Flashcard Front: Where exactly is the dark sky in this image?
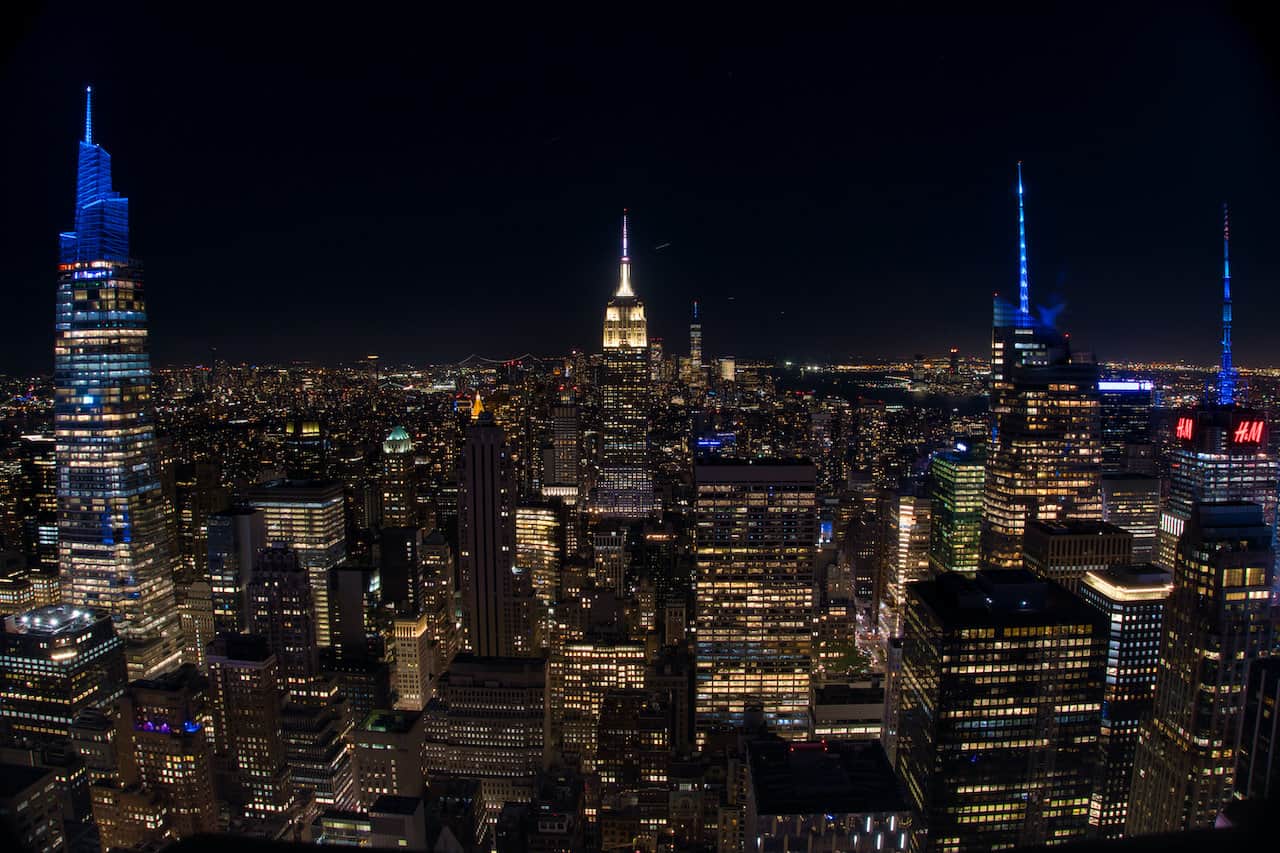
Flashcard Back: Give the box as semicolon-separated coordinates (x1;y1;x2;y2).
2;5;1278;372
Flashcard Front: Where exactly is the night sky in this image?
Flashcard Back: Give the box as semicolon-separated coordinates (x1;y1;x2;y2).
2;5;1278;373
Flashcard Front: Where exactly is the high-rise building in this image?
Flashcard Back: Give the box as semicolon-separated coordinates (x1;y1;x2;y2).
983;164;1102;570
516;502;562;647
458;394;526;657
0;605;125;739
206;506;266;634
1021;519;1133;591
178;580;215;672
694;460;817;739
542;389;581;502
116;665;218;840
597;212;653;518
207;634;292;818
881;488;932;636
17;434;60;606
1078;565;1171;839
1235;657;1280;801
686;300;704;390
1098;380;1155;474
55;88;179;672
392;611;433;711
1156;209;1277;574
1128;502;1274;834
927;445;984;577
895;569;1106;851
247;479;346;647
1158;406;1276;571
597;689;671;794
0;763;66;853
379;526;424;615
422;655;547;824
352;709;425;808
282;416;327;480
171;462;228;585
1101;473;1161;564
246;546;321;695
381;426;416;528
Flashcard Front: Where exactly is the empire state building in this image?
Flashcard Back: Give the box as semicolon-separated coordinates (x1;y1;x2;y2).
595;212;653;518
55;88;179;676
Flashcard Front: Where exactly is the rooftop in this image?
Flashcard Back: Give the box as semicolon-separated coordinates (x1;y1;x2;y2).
748;737;909;816
4;605;104;638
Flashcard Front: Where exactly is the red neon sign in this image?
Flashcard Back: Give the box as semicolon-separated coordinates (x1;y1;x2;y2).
1175;417;1194;440
1233;420;1264;444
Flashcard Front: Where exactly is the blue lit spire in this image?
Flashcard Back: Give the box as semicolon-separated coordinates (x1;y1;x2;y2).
60;85;128;264
1016;161;1030;322
1217;203;1235;406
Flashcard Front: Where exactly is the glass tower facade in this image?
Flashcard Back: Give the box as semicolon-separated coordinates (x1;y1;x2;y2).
694;460;816;739
55;89;179;655
927;446;984;576
1128;502;1274;834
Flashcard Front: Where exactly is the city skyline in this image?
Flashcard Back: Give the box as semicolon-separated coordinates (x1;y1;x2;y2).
3;8;1280;371
5;11;1280;852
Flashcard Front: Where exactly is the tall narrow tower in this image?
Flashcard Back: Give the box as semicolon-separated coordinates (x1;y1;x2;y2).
982;163;1102;569
56;88;179;674
458;394;526;656
1217;204;1235;406
596;211;653;518
687;300;704;390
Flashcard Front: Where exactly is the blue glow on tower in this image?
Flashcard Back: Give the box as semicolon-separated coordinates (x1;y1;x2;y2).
1217;204;1235;406
60;86;129;264
1016;161;1030;323
55;87;175;640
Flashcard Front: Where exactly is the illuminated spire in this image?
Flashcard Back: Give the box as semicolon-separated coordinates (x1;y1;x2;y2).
1016;161;1030;321
84;86;93;145
616;209;634;298
471;390;485;421
1217;203;1235;406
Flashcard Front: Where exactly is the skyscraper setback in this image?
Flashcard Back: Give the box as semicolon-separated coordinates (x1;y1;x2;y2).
55;88;179;673
595;212;653;518
982;164;1102;569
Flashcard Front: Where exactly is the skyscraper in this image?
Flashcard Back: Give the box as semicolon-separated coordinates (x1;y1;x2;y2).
116;665;218;840
895;569;1107;851
245;546;321;695
55;87;179;671
246;479;346;647
1078;565;1170;839
458;394;525;657
206;506;266;635
381;426;416;528
0;605;126;739
596;212;653;518
881;488;932;636
983;165;1102;569
685;300;704;390
1156;208;1278;573
694;460;816;739
1101;473;1161;563
1098;380;1155;474
927;445;984;577
1128;503;1274;834
207;634;292;819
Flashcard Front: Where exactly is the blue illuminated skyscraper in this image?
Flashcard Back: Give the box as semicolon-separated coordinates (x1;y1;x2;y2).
55;88;179;676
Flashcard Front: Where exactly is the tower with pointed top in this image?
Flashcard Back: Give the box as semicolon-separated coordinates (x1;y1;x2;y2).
596;211;654;518
458;395;529;656
1154;207;1277;572
982;163;1102;569
1217;204;1235;406
55;88;180;676
684;300;705;390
